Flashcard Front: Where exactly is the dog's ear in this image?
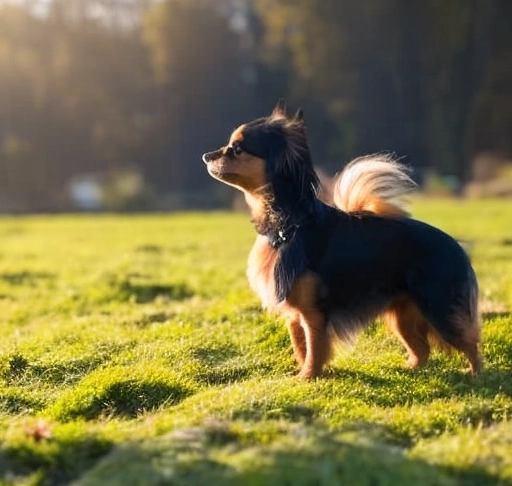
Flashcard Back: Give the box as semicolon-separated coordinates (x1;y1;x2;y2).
267;126;316;208
271;99;287;119
294;108;304;122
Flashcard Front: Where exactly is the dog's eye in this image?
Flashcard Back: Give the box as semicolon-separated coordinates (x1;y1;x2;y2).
232;143;243;156
225;143;243;159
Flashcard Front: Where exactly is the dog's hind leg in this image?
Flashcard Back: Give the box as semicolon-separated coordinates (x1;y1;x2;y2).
457;341;482;376
447;307;482;375
409;282;482;375
283;272;331;379
384;295;431;369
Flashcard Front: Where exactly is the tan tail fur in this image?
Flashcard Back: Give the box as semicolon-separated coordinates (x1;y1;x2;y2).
333;154;417;218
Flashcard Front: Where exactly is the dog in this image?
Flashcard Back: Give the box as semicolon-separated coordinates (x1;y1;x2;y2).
202;100;482;379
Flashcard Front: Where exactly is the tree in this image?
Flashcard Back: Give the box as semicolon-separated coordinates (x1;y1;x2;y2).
254;0;502;184
253;0;429;171
141;0;258;196
0;2;151;209
419;0;494;186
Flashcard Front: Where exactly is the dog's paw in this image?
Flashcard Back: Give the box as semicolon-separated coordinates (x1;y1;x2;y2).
296;369;319;380
405;355;427;369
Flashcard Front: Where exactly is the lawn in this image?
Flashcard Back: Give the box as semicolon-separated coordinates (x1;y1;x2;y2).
0;199;511;485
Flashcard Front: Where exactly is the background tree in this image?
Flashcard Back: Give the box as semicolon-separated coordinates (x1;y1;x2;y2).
0;1;150;209
254;0;505;187
141;0;257;198
418;0;494;187
0;0;511;211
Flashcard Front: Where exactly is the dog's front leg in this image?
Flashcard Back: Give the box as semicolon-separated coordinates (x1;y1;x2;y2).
284;272;330;379
286;315;306;367
296;311;329;379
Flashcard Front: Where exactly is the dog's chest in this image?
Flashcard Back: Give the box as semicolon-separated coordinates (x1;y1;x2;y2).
247;235;279;309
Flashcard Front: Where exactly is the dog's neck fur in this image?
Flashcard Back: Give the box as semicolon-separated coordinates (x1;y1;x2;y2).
243;129;321;248
245;186;317;248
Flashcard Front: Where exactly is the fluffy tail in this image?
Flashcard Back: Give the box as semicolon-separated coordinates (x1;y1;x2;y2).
333;154;417;218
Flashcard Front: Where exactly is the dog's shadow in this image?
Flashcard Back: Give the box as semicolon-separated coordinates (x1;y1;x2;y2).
482;311;511;320
323;361;512;411
324;310;512;409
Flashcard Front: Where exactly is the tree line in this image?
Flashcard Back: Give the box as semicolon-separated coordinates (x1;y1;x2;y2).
0;0;510;211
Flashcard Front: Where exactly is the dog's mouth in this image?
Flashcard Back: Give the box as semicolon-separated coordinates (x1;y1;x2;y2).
204;159;222;176
208;166;224;179
205;160;232;182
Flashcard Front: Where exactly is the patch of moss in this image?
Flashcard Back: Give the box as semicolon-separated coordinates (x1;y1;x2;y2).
47;366;194;421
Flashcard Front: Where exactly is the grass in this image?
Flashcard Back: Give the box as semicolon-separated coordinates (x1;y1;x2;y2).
0;199;511;485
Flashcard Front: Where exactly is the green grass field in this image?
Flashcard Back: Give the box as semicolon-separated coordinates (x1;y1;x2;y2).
0;199;511;486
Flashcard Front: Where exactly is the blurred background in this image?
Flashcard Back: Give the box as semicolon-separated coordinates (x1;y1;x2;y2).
0;0;511;213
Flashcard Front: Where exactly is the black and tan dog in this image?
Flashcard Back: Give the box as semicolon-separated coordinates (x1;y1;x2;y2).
203;101;482;379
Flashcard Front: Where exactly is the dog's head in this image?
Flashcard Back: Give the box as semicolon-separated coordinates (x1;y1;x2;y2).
202;100;320;207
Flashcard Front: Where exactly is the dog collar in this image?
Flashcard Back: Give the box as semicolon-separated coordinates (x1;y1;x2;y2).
268;224;299;249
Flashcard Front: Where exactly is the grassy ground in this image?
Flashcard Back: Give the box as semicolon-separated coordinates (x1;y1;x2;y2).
0;199;511;485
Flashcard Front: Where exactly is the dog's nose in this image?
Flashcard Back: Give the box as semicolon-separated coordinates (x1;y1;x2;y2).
202;149;222;164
